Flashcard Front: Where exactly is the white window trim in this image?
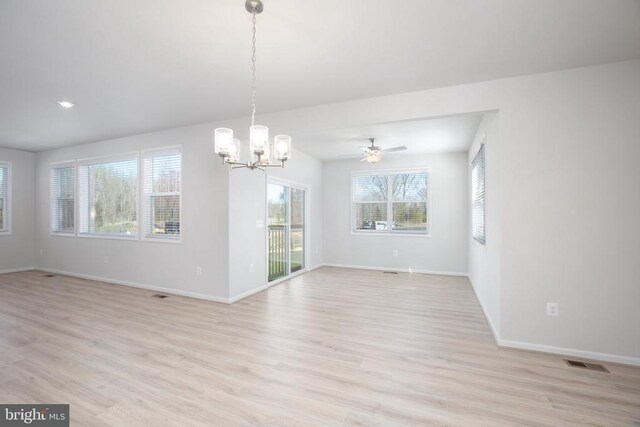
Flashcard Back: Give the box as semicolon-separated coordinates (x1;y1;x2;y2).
76;152;140;241
0;161;11;235
141;145;182;244
49;160;77;237
350;167;432;238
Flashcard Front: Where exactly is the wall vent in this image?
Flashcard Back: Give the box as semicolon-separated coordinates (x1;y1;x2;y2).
565;359;609;372
152;294;168;299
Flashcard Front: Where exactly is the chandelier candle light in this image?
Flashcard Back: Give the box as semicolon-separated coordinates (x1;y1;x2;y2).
214;0;292;171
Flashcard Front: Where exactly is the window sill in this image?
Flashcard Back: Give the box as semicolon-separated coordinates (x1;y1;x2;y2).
351;231;431;238
78;233;138;241
50;232;76;237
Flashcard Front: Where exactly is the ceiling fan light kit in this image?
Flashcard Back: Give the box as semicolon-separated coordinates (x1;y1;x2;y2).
344;138;407;163
214;0;292;171
365;152;382;164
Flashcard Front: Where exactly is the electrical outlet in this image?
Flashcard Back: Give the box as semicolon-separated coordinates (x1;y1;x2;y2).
104;256;109;264
196;266;202;276
393;250;399;257
39;249;43;256
547;302;559;316
249;263;254;273
256;220;264;228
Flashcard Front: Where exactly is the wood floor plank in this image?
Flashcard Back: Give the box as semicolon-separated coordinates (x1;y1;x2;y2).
0;268;638;426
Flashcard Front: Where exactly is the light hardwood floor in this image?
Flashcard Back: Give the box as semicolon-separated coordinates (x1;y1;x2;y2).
0;268;638;426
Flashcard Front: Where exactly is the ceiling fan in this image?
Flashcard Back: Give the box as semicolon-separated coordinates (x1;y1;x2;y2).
338;138;407;163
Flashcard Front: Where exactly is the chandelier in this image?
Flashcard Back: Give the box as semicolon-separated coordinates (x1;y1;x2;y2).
214;0;292;171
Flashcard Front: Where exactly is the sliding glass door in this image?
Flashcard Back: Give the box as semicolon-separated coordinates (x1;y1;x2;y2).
290;188;305;274
267;181;306;283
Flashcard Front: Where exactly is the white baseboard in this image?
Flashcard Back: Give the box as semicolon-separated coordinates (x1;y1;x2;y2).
322;263;468;277
308;264;324;272
228;285;268;304
467;275;640;367
230;265;322;303
36;267;229;304
467;275;500;345
498;339;640;367
30;265;639;366
0;266;36;274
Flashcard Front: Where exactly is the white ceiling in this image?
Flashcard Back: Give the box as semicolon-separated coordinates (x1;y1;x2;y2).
292;114;484;160
1;0;639;152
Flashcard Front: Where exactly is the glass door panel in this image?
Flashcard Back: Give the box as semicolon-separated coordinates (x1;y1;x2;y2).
290;188;305;273
268;183;289;282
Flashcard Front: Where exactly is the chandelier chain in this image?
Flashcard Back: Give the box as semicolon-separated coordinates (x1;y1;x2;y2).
250;10;257;126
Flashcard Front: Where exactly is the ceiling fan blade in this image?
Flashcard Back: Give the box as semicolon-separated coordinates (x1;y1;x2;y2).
381;146;407;153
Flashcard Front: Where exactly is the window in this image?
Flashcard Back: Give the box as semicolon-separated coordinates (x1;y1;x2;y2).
142;147;181;240
50;162;75;234
78;154;138;237
352;169;429;235
0;162;10;233
471;144;486;244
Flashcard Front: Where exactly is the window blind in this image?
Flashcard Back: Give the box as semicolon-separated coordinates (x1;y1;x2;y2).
143;148;181;239
471;144;486;244
78;155;138;237
50;163;75;234
352;170;429;234
0;162;9;232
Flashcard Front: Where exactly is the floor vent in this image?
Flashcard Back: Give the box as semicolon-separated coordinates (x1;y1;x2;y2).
43;274;55;278
565;359;609;372
152;294;168;299
383;271;399;274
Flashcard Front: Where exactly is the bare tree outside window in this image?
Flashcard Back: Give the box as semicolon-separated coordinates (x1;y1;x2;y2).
352;171;429;234
78;157;138;236
89;162;137;234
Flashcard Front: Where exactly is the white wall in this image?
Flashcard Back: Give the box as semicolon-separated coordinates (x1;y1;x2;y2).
245;59;637;363
323;152;469;274
35;123;230;300
25;58;640;362
497;61;640;363
468;113;502;336
228;148;323;300
0;147;35;272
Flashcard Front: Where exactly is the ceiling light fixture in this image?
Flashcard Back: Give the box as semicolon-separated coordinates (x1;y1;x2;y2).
57;100;74;109
365;152;382;164
214;0;292;171
360;138;406;163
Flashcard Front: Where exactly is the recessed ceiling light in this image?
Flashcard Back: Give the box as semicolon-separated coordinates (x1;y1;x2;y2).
57;100;74;108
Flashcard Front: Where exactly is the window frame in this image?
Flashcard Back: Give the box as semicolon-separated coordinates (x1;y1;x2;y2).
141;145;182;244
0;161;11;235
471;143;486;245
76;152;140;241
49;160;77;237
350;167;431;238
